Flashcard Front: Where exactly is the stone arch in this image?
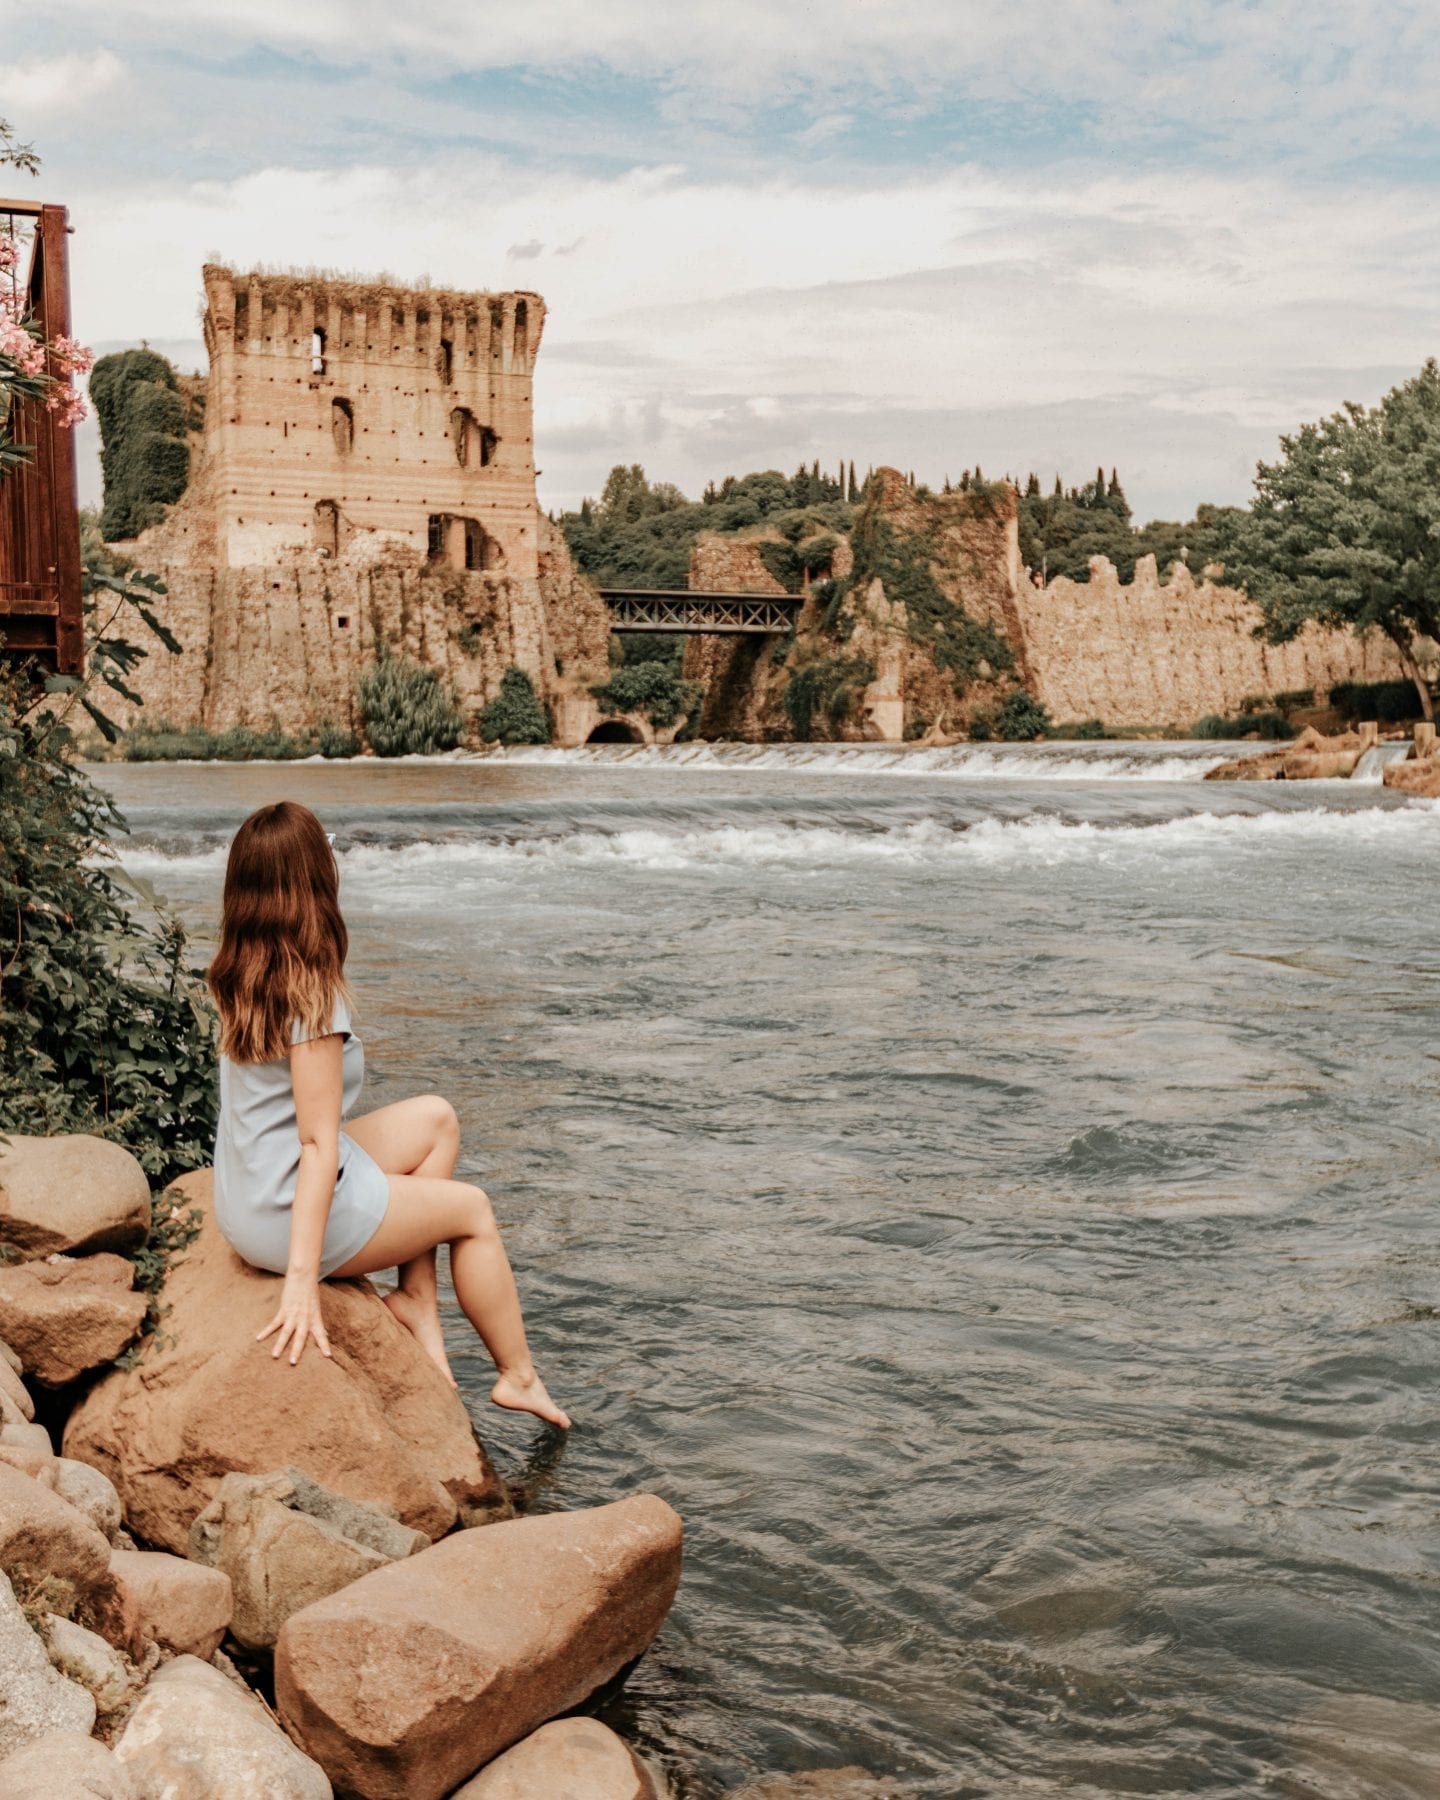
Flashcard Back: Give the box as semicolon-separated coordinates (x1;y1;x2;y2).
587;719;641;743
331;397;354;454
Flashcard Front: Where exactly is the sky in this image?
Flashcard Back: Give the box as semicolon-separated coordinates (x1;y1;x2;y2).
3;1;1437;523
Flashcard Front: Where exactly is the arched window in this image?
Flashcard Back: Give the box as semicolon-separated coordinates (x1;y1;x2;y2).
450;406;474;468
438;338;454;385
512;300;527;362
311;328;326;376
314;500;339;557
331;397;354;454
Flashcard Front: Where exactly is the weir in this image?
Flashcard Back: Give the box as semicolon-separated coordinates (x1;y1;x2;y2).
1351;741;1413;783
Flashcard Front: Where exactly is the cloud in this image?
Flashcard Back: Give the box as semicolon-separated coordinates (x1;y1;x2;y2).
0;47;125;115
56;151;1437;522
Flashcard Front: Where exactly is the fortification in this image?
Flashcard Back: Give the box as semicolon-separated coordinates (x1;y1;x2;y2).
116;265;613;738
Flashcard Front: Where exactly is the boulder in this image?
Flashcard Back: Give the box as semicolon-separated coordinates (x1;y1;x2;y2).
1384;759;1440;797
0;1356;34;1422
0;1339;21;1376
0;1256;148;1386
452;1718;661;1799
0;1729;132;1799
113;1655;332;1799
44;1614;132;1713
0;1419;53;1454
189;1467;427;1650
0;1443;56;1485
64;1171;508;1553
276;1493;683;1800
0;1460;111;1595
0;1572;96;1758
0;1136;150;1260
1281;749;1363;779
53;1460;123;1544
91;1549;232;1661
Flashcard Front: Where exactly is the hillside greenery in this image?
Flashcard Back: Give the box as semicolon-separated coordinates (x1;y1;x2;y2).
90;348;199;541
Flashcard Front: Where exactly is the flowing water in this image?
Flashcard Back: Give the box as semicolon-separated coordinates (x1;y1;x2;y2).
95;742;1440;1799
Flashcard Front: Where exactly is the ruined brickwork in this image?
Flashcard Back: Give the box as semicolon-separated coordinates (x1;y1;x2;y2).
1012;557;1401;728
118;266;612;736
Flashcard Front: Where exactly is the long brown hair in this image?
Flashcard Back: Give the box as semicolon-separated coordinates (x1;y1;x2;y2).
208;802;350;1064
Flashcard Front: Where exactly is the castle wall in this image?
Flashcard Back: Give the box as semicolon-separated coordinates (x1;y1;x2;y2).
144;266;543;580
1013;556;1402;728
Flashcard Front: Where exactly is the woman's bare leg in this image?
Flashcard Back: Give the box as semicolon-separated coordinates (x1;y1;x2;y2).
345;1097;461;1384
328;1172;569;1429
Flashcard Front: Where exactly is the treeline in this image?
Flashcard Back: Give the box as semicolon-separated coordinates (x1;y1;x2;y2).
561;458;1241;592
560;461;856;589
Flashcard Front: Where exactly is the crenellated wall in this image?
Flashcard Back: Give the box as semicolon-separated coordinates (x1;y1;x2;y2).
1013;556;1402;728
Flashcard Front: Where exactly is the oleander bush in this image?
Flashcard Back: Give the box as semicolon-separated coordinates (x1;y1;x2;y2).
357;650;464;755
479;666;550;744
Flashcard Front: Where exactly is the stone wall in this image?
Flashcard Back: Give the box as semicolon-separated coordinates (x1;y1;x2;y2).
1012;556;1402;728
118;516;612;738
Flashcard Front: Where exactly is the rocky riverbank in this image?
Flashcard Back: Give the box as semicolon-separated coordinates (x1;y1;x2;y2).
0;1134;681;1798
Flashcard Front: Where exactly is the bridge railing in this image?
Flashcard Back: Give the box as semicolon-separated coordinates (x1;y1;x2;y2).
599;589;801;635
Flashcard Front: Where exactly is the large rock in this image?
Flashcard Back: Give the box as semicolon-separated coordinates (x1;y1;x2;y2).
53;1460;123;1544
452;1718;661;1799
113;1654;331;1799
275;1494;683;1800
0;1256;147;1386
0;1136;150;1259
64;1171;508;1553
0;1728;132;1799
0;1572;96;1758
0;1356;33;1422
190;1467;427;1650
1384;758;1440;796
0;1460;111;1595
90;1549;232;1661
44;1614;132;1713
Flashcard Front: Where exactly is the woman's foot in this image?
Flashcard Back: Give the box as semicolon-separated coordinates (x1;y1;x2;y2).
383;1287;458;1389
492;1368;571;1429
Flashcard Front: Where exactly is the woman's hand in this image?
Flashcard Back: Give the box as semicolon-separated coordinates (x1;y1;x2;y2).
257;1271;333;1367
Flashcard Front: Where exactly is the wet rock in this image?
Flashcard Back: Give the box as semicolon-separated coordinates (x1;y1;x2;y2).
53;1460;122;1544
0;1728;132;1799
0;1571;96;1757
1384;759;1440;796
44;1614;132;1713
0;1255;148;1386
0;1459;111;1594
0;1136;150;1260
64;1171;508;1554
452;1717;661;1798
113;1654;332;1799
91;1549;232;1661
189;1467;427;1649
275;1493;683;1800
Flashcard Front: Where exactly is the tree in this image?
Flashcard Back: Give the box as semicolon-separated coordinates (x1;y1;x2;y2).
1223;361;1440;720
90;349;192;539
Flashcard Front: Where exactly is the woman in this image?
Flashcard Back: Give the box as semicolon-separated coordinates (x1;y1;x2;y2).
208;800;568;1429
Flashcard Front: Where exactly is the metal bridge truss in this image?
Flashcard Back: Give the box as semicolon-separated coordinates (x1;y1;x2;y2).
599;589;802;635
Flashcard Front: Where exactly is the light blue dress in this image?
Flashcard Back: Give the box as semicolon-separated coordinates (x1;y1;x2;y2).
214;996;390;1278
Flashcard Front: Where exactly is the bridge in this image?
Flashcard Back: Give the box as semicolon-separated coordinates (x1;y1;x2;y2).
599;588;802;635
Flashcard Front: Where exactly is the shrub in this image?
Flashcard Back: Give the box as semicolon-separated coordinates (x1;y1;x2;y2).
120;718;356;761
969;691;1053;742
357;651;465;755
1048;718;1108;740
1191;711;1290;739
479;666;550;744
1;647;217;1190
89;348;193;540
1328;678;1424;724
316;718;359;757
783;652;875;739
590;662;702;729
1273;687;1315;713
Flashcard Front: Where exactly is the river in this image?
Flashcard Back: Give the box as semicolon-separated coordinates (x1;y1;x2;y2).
95;741;1440;1799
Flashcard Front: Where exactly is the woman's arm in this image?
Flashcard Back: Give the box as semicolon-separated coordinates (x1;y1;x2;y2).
256;1033;342;1367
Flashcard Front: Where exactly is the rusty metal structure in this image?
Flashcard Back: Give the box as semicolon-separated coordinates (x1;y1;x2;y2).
600;588;802;635
0;200;83;675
